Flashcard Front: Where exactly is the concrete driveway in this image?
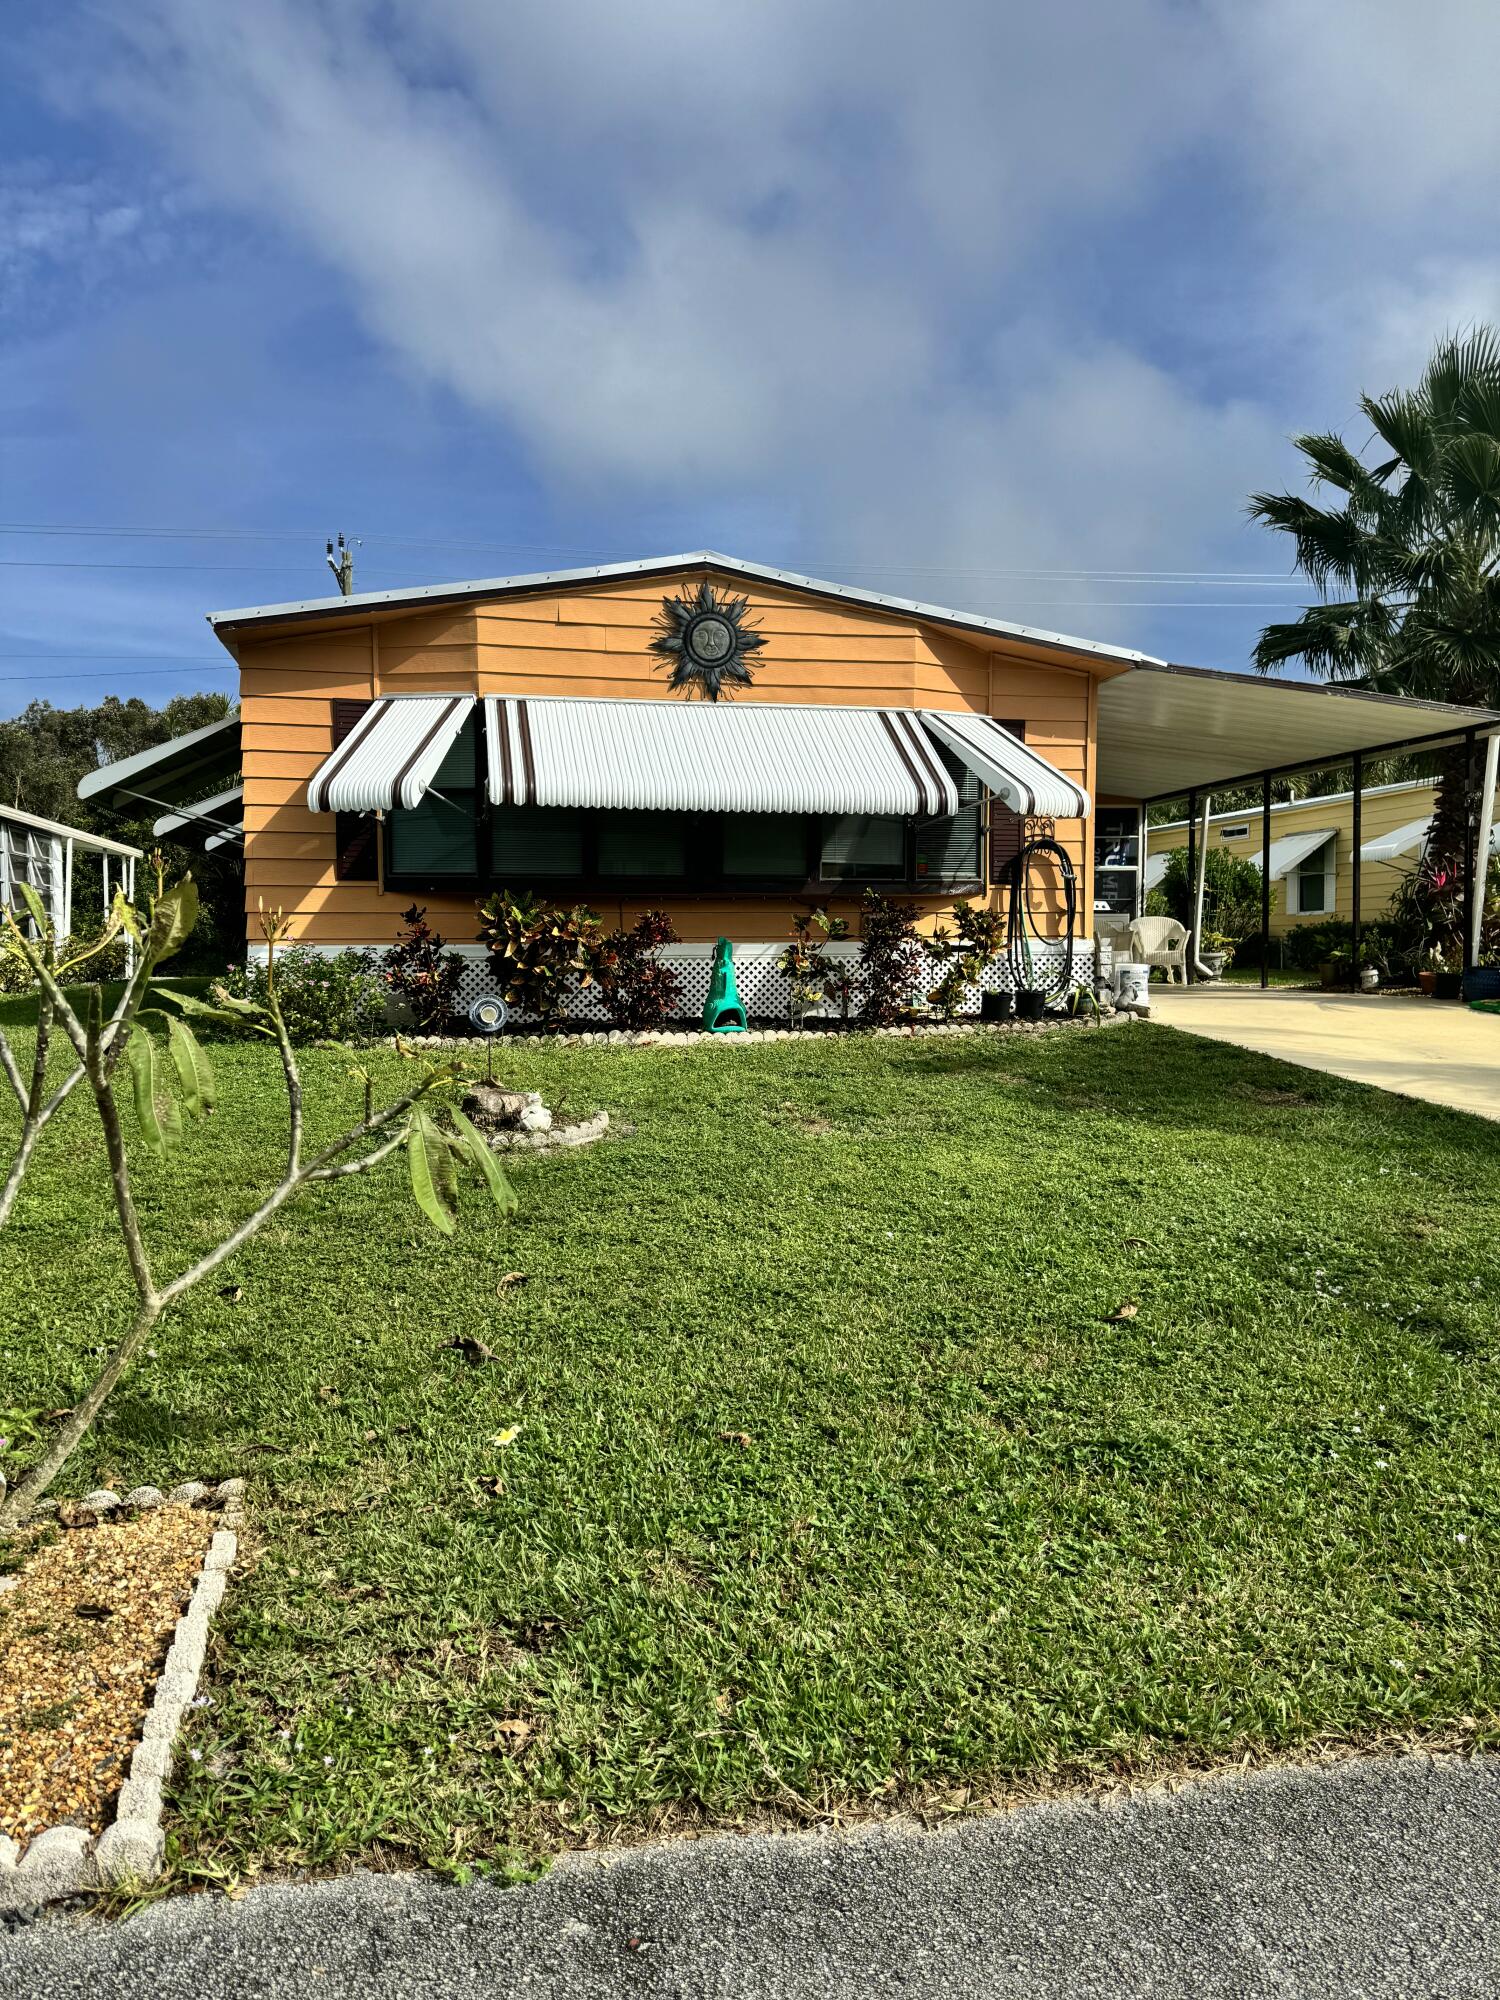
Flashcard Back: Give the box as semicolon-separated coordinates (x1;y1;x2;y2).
1149;984;1500;1121
3;1753;1497;2000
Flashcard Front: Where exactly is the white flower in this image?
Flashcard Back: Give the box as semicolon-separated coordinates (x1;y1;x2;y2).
1390;1657;1406;1670
188;1747;202;1762
1456;1533;1469;1545
1375;1459;1389;1470
323;1755;334;1768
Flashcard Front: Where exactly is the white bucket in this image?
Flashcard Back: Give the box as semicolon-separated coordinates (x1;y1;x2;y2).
1114;962;1150;1008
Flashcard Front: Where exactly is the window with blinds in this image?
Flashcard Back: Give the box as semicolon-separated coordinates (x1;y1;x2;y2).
596;811;689;879
491;806;586;878
818;815;906;880
386;717;479;877
721;814;808;878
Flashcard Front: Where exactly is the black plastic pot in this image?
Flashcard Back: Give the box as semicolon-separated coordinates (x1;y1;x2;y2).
1461;966;1500;1003
1434;971;1463;1000
980;989;1015;1022
1016;988;1046;1021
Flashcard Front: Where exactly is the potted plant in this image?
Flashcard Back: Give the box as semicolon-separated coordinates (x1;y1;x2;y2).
1433;947;1463;999
1199;929;1235;980
1357;939;1387;993
1416;944;1441;996
1318;947;1351;991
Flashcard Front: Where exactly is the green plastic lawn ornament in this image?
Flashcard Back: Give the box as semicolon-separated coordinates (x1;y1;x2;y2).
702;937;747;1033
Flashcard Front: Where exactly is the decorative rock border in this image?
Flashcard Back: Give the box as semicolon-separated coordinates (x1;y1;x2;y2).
396;1010;1131;1054
0;1478;244;1910
489;1108;611;1152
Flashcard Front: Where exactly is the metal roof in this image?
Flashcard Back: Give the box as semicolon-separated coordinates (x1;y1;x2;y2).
207;550;1159;667
1098;663;1499;800
484;696;963;817
77;713;241;811
306;696;474;813
151;785;245;848
0;802;143;860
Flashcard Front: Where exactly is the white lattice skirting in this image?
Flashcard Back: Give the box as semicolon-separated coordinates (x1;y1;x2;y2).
250;937;1112;1025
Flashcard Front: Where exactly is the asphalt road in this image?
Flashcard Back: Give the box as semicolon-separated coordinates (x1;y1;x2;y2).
3;1753;1497;1999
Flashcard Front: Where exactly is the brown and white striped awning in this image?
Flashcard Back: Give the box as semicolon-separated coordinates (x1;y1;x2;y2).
307;693;1091;821
306;696;474;812
483;697;961;817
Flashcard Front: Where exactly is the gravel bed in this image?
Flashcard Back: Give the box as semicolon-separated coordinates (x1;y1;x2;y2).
0;1507;215;1850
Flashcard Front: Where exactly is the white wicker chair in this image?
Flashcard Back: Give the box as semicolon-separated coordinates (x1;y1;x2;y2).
1128;916;1189;985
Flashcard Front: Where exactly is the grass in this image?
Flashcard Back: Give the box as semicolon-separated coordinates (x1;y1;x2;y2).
2;1019;1499;1885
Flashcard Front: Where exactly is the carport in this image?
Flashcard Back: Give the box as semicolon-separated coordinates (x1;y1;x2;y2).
1096;664;1500;982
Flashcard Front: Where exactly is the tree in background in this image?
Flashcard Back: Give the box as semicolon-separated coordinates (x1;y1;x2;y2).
0;692;240;969
1250;328;1500;955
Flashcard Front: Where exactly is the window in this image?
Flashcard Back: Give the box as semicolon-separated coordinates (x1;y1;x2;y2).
722;813;808;879
386;718;479;878
819;815;906;881
1092;806;1143;917
491;806;586;878
1220;825;1250;841
597;811;689;879
914;757;983;885
1290;838;1335;915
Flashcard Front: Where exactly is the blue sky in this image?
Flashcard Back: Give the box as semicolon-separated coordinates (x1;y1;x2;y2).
4;1;1500;719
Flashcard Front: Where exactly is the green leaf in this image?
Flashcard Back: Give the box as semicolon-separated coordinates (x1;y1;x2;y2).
450;1108;519;1216
147;877;199;965
155;986;274;1036
113;889;143;945
165;1014;215;1119
125;1025;172;1159
13;880;48;936
407;1106;458;1236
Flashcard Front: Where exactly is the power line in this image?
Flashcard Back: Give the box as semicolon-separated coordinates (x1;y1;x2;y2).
0;521;1300;583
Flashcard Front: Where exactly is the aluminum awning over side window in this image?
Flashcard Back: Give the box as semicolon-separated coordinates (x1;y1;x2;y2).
483;697;961;817
306;696;475;813
1250;828;1336;880
919;709;1090;818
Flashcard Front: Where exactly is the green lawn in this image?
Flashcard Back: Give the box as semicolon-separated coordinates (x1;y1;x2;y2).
3;1020;1499;1886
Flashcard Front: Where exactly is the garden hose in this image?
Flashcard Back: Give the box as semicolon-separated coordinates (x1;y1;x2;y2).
1004;836;1078;1000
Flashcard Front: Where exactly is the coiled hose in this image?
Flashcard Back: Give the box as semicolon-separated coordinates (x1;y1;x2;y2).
1004;836;1078;1000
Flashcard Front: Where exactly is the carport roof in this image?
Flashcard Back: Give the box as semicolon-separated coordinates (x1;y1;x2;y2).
1096;662;1500;801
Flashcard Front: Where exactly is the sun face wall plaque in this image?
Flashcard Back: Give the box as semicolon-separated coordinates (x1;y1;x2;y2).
650;579;767;700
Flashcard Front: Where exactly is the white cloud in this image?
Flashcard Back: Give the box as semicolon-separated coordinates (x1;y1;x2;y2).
27;0;1500;663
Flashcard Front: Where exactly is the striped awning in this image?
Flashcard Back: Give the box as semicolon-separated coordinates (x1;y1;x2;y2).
919;710;1090;818
483;697;961;817
306;696;474;812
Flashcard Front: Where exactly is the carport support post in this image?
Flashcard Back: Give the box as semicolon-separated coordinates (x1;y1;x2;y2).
1462;728;1478;970
1472;731;1499;970
1185;789;1198;984
1260;774;1271;989
1350;751;1363;975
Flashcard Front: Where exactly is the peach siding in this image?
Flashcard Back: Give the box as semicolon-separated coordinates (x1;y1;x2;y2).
237;570;1105;949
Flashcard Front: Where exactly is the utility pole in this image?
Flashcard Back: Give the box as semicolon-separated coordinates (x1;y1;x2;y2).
326;534;356;596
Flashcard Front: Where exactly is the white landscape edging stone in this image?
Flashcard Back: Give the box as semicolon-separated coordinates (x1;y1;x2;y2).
0;1478;244;1910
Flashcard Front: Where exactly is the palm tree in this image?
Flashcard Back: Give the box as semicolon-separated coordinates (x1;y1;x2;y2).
1249;329;1500;945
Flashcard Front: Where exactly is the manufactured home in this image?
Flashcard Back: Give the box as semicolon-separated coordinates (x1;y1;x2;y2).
77;553;1500;1011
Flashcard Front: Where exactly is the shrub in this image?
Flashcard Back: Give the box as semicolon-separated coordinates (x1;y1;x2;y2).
384;905;465;1033
1155;844;1264;940
221;945;387;1044
592;909;684;1029
858;890;925;1025
925;899;1005;1019
777;907;850;1026
478;889;602;1022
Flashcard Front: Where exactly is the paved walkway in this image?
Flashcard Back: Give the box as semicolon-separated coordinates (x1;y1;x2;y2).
1149;984;1500;1121
4;1754;1498;1999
